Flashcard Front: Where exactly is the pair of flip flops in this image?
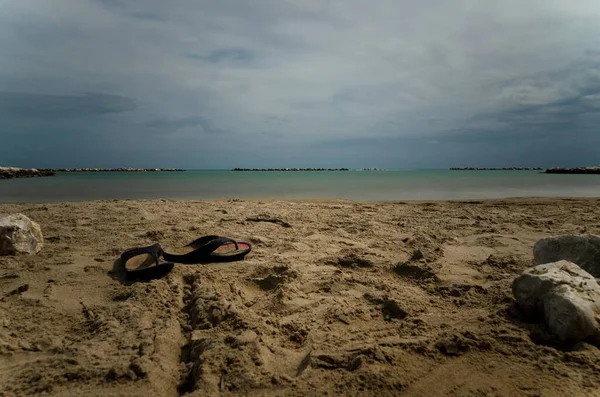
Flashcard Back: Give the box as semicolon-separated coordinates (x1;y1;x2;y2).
120;235;252;281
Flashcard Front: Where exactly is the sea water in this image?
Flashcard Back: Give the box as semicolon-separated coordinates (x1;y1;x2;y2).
0;170;599;203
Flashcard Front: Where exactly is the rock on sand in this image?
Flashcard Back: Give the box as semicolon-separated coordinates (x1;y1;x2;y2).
533;234;600;277
0;213;44;255
512;260;600;343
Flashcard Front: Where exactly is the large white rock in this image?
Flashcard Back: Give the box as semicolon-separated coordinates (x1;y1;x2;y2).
0;214;44;255
533;234;600;277
512;260;600;342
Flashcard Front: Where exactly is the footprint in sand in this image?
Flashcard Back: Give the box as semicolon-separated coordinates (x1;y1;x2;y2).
43;280;56;300
321;249;376;269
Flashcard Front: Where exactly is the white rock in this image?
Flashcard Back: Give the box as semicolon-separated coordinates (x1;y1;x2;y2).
0;214;44;255
533;234;600;277
544;285;600;342
512;260;600;342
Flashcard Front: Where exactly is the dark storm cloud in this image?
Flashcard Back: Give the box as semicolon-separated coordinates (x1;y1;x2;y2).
468;53;600;139
2;0;600;167
146;116;226;134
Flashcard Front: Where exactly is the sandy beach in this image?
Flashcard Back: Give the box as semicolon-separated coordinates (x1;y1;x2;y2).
1;198;600;396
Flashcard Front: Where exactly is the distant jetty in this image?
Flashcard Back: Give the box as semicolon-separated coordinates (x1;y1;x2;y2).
545;167;600;174
39;168;186;173
450;167;543;171
1;167;187;179
232;168;349;171
0;167;55;180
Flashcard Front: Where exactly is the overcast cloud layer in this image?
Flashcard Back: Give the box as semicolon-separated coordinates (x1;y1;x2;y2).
1;0;600;168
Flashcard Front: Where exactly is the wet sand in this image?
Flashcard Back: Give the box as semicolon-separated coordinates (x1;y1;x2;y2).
1;198;600;396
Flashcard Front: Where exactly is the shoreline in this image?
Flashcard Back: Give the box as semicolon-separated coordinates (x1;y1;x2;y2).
1;196;599;205
3;170;600;204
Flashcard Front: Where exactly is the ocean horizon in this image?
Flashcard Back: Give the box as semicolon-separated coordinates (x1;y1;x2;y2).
1;169;599;203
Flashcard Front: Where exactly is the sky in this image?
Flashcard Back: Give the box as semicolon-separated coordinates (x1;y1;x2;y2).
1;0;600;169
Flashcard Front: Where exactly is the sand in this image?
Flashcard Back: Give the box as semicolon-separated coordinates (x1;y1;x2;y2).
1;198;600;396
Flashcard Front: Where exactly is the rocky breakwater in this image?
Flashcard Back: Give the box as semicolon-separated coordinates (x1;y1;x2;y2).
39;168;186;172
233;167;350;171
0;167;55;180
450;167;543;171
545;167;600;174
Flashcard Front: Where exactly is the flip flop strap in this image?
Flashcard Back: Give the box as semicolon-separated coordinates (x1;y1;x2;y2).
194;236;239;257
185;235;221;248
121;243;162;264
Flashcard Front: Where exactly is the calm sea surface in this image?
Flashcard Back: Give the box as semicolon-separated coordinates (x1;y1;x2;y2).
1;170;599;203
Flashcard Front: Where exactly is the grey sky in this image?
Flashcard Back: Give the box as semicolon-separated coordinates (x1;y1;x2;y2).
1;0;600;168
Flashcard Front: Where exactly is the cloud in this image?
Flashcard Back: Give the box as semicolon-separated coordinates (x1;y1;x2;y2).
127;11;168;22
185;49;255;64
0;92;136;118
466;53;600;139
146;116;226;134
1;0;600;167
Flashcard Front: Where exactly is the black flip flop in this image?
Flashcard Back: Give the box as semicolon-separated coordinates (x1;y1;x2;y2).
120;243;174;281
162;235;252;264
